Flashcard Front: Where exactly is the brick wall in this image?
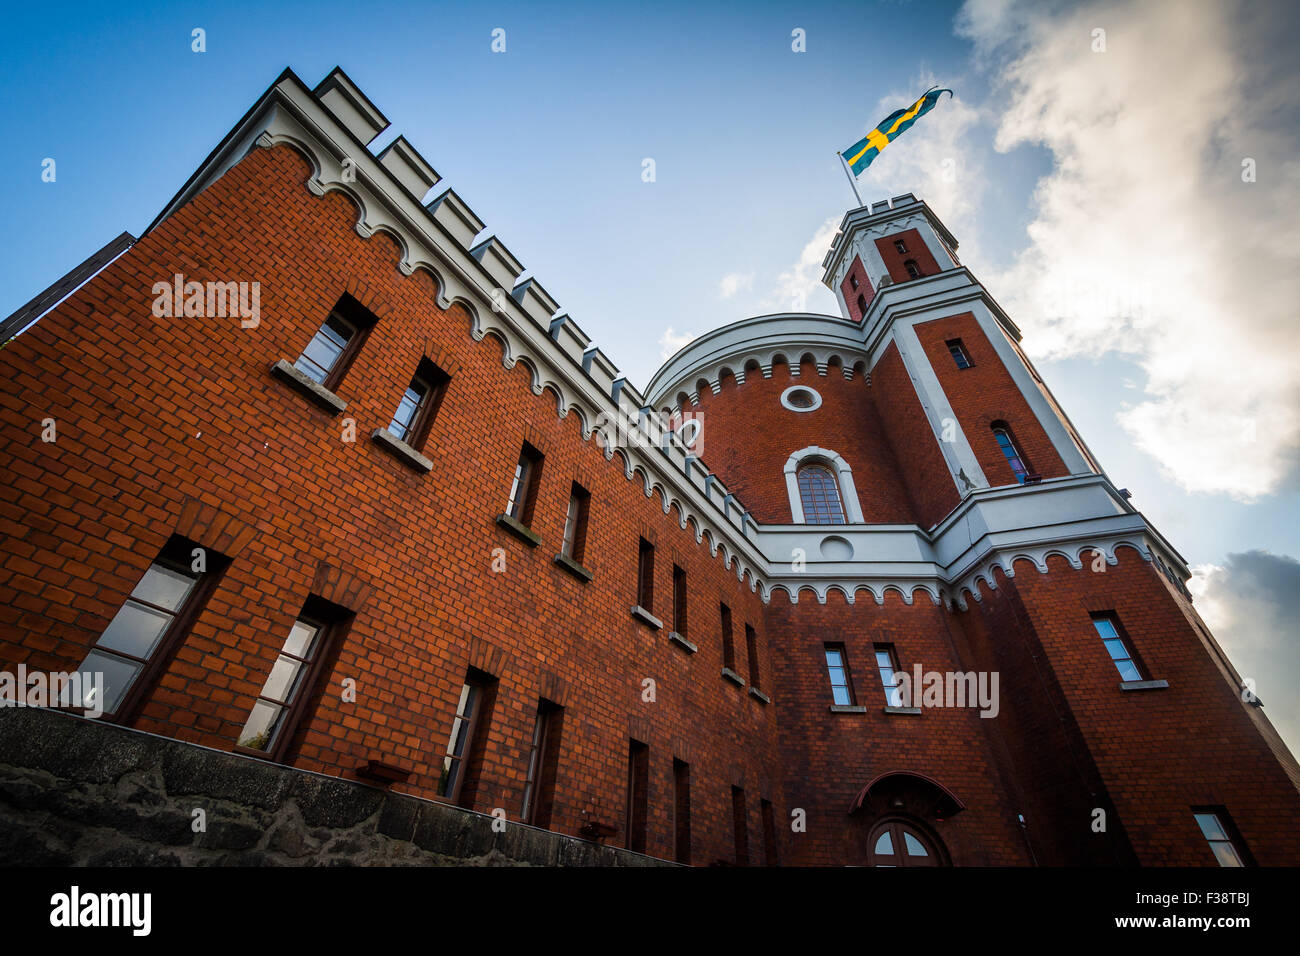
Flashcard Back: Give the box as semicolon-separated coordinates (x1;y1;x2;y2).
957;549;1300;865
913;312;1068;485
870;342;961;529
875;228;942;283
0;143;780;866
687;356;915;525
764;589;1031;866
839;255;874;322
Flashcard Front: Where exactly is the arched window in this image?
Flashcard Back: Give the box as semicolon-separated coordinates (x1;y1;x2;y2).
904;259;922;279
784;447;864;524
797;463;846;525
856;292;867;314
868;819;944;867
991;422;1031;484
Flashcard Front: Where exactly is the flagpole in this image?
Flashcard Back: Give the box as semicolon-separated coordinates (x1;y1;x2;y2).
837;151;864;208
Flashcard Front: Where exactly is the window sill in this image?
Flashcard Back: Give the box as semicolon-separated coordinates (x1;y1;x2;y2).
1119;679;1170;692
495;513;541;548
630;605;662;630
372;428;432;473
883;705;922;715
553;553;593;582
667;631;697;654
721;667;746;688
829;704;866;714
270;358;347;414
748;687;770;705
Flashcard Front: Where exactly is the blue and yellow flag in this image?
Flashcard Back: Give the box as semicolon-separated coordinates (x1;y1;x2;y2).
843;88;952;175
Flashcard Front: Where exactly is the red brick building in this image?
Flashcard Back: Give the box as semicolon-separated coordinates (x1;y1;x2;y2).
1;67;1296;866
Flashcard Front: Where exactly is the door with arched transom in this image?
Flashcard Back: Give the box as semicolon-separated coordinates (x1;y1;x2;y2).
867;818;945;867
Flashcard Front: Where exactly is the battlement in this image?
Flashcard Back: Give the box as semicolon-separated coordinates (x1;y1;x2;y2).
139;65;767;582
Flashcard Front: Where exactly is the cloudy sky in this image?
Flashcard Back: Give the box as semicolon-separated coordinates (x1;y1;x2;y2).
1;0;1296;751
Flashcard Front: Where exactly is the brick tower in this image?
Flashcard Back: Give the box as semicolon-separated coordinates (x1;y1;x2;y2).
1;67;1297;867
644;196;1300;866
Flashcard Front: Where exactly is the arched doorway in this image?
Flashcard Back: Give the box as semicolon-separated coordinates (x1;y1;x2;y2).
849;771;963;867
868;818;945;867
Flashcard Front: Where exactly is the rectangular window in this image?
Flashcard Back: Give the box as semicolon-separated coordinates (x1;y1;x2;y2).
825;644;855;706
1193;808;1248;867
672;565;688;636
437;670;496;807
71;536;223;722
521;699;563;827
505;443;544;525
626;739;650;853
761;798;778;866
745;624;761;691
560;483;591;563
636;538;655;610
946;338;973;369
1092;614;1144;681
237;596;346;761
875;643;904;707
388;358;450;449
731;785;749;865
673;758;691;864
720;604;736;671
293;294;375;390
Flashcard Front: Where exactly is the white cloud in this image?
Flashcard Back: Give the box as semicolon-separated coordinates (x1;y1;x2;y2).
767;216;840;313
1189;551;1300;757
957;0;1300;499
658;326;696;360
717;272;754;300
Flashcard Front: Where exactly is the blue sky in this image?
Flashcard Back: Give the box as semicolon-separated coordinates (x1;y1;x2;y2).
3;0;1297;748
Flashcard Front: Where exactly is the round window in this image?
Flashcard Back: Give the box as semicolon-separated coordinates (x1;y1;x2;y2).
781;385;822;412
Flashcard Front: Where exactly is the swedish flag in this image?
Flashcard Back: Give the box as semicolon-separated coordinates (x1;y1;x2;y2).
843;88;952;175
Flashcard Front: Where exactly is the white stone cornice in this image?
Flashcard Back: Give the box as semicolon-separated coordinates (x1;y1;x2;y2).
645;312;873;407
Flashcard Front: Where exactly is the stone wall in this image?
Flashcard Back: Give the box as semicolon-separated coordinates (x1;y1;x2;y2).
0;708;670;866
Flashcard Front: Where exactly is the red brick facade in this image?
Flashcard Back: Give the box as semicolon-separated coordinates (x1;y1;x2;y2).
0;144;780;866
839;255;874;322
875;227;943;282
2;74;1297;868
914;312;1068;484
689;356;914;525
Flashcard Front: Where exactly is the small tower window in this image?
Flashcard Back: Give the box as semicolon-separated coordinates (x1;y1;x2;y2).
849;274;859;290
293;294;376;390
797;463;846;525
824;644;855;705
904;259;922;279
946;339;973;369
991;423;1031;484
856;293;867;315
1092;614;1144;681
1192;808;1250;867
388;358;450;449
505;443;544;526
894;239;908;254
874;644;904;707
